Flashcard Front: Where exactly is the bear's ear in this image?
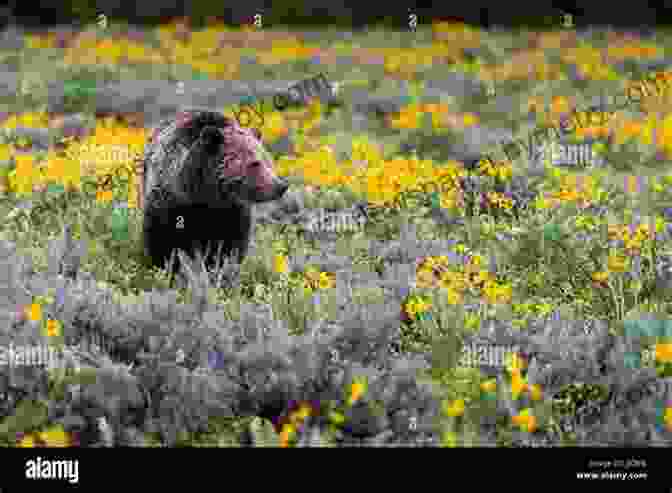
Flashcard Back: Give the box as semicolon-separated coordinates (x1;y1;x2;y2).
200;126;224;154
221;116;237;128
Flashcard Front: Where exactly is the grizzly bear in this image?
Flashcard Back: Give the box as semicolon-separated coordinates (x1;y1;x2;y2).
138;110;288;280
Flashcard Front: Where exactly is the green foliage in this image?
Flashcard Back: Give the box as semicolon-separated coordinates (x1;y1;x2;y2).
0;399;49;442
3;23;672;448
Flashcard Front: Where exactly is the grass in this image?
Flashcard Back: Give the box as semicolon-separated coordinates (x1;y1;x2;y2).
1;20;672;446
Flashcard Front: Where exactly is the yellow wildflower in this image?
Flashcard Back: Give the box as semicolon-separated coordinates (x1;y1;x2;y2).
528;384;543;401
664;407;672;431
655;343;672;364
607;253;629;272
273;254;289;274
17;434;37;447
279;423;296;447
25;303;42;322
506;352;527;375
291;403;313;424
592;271;610;284
348;379;367;406
38;425;72;447
96;189;113;203
443;399;465;417
318;272;334;290
480;379;497;393
512;409;537;432
45;319;61;338
446;288;462;305
510;371;528;400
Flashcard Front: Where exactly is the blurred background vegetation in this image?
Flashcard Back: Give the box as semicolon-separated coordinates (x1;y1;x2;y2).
2;1;666;30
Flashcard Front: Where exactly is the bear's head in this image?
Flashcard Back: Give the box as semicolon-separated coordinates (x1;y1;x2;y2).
173;111;288;205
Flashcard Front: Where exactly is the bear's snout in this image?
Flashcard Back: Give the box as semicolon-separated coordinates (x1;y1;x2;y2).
244;160;288;202
249;174;288;202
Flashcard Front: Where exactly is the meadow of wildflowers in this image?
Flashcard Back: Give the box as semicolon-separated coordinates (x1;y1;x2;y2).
0;19;671;449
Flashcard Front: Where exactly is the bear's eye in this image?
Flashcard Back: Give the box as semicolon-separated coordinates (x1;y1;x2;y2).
219;154;236;168
249;161;261;168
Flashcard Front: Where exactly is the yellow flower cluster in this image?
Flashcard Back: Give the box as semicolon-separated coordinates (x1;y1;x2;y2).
301;266;336;293
606;42;662;63
443;351;543;439
273;254;290;275
596;111;672;157
273;255;335;292
2;111;50;129
279;379;367;446
537;171;605;209
485;191;514;211
443;398;465;417
257;39;321;66
27;22;242;78
512;301;554;318
389;102;478;131
482;281;513;305
23;301;62;338
278;402;315;447
403;295;432;319
608;221;656;254
506;353;543;432
4;113;147;208
561;45;620;81
592;251;633;285
17;424;74;447
655;344;672;364
478;159;513;181
276;141;465;209
414;253;512;305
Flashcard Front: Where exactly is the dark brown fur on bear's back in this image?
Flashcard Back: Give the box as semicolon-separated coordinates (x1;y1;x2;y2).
143;194;253;274
140;110;287;277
